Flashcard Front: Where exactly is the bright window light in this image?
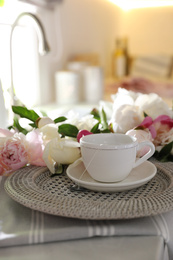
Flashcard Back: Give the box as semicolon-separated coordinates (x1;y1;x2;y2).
0;0;35;24
0;0;39;108
107;0;173;11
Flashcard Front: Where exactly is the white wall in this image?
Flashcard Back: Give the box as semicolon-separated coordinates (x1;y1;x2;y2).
38;1;173;104
118;7;173;56
50;2;173;73
37;0;121;104
54;0;121;76
2;1;173;107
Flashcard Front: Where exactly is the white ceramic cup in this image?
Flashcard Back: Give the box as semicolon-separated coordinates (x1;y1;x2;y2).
80;133;155;183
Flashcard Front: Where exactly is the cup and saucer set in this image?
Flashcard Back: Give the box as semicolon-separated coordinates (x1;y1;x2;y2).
67;133;157;193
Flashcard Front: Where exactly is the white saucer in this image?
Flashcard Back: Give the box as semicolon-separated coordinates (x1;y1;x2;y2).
66;158;157;192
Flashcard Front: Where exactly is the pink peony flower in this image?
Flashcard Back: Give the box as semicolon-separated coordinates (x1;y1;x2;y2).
138;116;153;128
25;129;46;167
77;129;93;142
152;116;173;147
0;128;14;138
0;133;28;173
137;115;173;147
138;116;157;138
126;129;153;157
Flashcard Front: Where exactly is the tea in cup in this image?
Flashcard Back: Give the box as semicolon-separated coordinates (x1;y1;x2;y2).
80;133;155;183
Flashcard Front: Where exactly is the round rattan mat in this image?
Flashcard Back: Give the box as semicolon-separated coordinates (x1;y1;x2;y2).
4;160;173;220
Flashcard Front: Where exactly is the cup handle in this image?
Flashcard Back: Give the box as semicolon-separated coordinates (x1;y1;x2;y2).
133;141;155;168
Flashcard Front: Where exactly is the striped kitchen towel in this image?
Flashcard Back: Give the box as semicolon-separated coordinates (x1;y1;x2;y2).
130;55;173;79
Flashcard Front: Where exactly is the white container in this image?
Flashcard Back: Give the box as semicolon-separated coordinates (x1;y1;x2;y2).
67;61;88;101
55;71;80;105
67;61;88;72
83;66;103;103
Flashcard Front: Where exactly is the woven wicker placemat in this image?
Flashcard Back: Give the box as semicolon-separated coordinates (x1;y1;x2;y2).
4;159;173;220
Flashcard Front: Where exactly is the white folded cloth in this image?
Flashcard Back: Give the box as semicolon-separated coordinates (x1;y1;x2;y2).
0;161;173;259
130;55;173;79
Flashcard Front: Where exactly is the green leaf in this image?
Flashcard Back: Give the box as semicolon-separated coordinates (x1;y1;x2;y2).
58;124;79;138
40;110;48;117
100;108;108;130
13;116;28;135
159;141;173;157
90;108;100;121
100;128;111;133
91;122;100;133
54;116;67;124
154;141;173;162
143;111;148;117
12;106;39;123
29;123;36;128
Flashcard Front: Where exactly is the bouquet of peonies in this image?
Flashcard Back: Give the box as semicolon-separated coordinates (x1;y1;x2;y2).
0;88;172;176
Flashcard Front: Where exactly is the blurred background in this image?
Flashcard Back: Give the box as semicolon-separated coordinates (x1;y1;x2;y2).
0;0;173;117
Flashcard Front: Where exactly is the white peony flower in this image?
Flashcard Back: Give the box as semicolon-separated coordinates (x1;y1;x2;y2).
39;124;60;141
167;129;173;144
111;104;143;133
76;115;98;131
63;110;80;126
43;138;81;173
99;100;113;120
111;88;141;111
109;88;172;135
135;93;172;119
154;127;173;155
58;110;98;132
37;117;54;128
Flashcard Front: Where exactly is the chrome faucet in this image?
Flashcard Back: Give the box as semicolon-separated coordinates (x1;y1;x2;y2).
10;12;50;105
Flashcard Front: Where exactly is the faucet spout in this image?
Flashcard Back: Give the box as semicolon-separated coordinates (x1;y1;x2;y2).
11;12;50;55
10;12;50;107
